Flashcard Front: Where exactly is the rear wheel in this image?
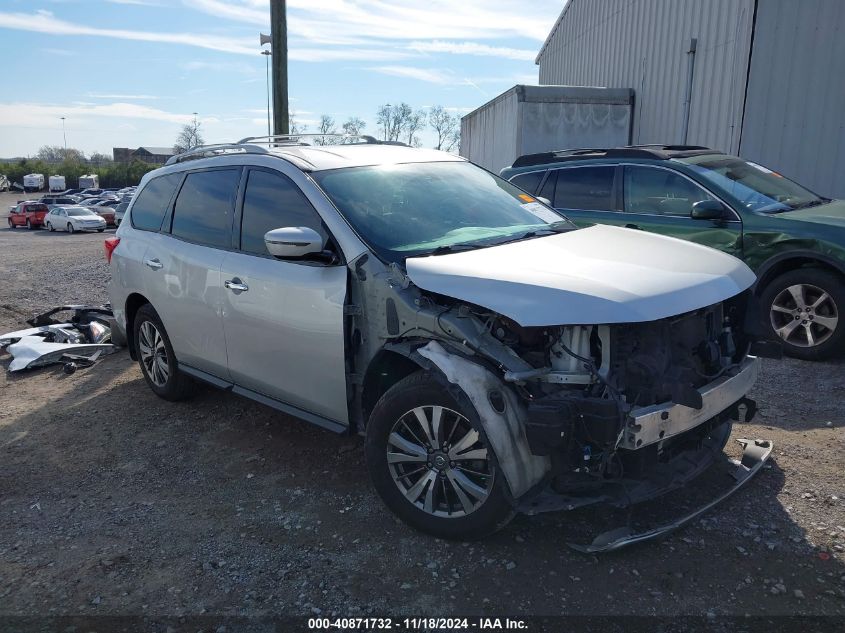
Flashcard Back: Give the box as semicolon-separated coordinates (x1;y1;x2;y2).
761;269;845;360
25;219;32;230
365;371;514;539
133;304;195;401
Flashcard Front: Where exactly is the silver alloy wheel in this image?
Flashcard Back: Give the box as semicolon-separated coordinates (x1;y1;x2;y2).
770;283;839;348
138;321;169;387
387;405;494;518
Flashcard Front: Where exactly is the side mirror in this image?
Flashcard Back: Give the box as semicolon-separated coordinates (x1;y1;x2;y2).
691;199;726;220
264;226;324;259
536;196;552;206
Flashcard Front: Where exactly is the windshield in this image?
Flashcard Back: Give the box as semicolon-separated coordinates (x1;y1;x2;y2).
678;154;826;213
313;162;573;262
67;209;93;217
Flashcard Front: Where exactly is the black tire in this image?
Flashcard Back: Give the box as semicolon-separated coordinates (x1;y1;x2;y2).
25;219;32;230
8;219;14;229
46;222;54;232
132;304;195;401
97;228;105;233
760;268;845;361
365;371;515;540
67;222;74;234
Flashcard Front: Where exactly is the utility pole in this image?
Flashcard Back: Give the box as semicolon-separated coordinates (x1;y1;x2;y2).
261;49;272;137
60;117;67;151
270;0;289;135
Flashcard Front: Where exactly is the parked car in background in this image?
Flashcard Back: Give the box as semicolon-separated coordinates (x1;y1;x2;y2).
39;195;81;210
92;199;119;208
0;175;10;192
501;145;845;360
113;201;129;226
107;139;772;544
8;202;48;229
48;175;66;192
92;205;116;226
23;174;45;192
78;188;105;198
60;188;84;196
45;206;107;233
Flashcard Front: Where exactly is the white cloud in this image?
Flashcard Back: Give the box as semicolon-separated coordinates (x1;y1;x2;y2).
407;40;536;61
86;93;163;100
0;101;196;128
368;66;458;85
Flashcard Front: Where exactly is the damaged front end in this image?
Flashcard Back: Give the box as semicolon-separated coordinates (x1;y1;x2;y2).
347;253;774;550
0;305;120;372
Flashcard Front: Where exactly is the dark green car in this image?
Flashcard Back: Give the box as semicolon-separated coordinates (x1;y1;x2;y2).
500;146;845;360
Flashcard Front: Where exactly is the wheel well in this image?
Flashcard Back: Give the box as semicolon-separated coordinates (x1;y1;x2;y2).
124;293;150;360
361;350;423;425
756;257;845;295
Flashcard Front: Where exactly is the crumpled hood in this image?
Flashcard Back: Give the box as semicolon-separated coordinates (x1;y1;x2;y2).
405;224;756;326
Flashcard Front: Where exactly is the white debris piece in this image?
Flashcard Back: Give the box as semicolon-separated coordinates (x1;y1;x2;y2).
1;323;114;372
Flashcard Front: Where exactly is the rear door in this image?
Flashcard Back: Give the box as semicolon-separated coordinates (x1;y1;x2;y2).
620;165;743;257
140;167;241;379
545;165;629;229
220;167;349;426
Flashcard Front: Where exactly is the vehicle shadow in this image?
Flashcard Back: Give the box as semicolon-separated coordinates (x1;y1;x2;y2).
1;351;843;618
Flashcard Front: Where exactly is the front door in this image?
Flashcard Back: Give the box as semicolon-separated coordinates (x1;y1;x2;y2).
619;165;743;258
220;167;349;425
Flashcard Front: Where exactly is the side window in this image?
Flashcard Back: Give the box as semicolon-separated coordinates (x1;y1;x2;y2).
239;169;327;257
553;167;616;211
171;169;241;248
131;173;182;232
624;166;715;216
510;171;544;195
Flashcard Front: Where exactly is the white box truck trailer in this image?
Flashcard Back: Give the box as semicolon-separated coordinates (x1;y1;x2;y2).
460;85;634;174
23;173;45;192
79;174;99;189
48;175;66;192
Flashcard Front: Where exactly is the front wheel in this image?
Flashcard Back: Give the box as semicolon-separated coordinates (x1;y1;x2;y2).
133;304;195;401
67;222;75;234
97;228;104;233
7;219;13;229
46;222;54;232
365;371;514;539
761;269;845;360
25;219;32;230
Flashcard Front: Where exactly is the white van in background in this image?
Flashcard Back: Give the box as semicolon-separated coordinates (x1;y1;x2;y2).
78;174;99;189
23;173;45;192
49;175;66;192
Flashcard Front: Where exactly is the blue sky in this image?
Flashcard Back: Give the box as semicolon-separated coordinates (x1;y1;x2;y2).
0;0;565;157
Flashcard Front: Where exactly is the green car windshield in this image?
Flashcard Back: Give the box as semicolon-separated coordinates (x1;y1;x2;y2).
314;161;573;262
679;154;827;213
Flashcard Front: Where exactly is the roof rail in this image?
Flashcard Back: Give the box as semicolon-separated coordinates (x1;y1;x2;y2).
165;134;396;166
511;144;717;168
237;133;381;145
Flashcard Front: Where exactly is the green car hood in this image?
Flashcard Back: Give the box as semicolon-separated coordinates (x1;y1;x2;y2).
774;199;845;227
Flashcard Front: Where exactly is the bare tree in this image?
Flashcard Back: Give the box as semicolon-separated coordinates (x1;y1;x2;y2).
36;145;85;162
89;152;112;164
289;111;307;135
428;106;461;152
314;115;338;145
341;116;366;137
376;103;412;142
173;118;204;154
404;109;427;147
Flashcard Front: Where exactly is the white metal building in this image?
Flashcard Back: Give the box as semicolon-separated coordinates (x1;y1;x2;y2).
536;0;845;198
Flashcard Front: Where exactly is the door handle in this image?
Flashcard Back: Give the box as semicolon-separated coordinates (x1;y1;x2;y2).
224;279;249;292
624;223;642;230
143;258;163;270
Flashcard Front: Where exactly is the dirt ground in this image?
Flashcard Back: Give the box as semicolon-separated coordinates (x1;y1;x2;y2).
1;190;844;622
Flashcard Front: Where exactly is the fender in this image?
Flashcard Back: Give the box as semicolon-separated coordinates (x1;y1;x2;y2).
753;249;845;294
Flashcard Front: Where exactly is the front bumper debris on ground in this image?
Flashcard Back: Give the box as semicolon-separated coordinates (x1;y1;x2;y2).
0;305;118;372
568;438;774;553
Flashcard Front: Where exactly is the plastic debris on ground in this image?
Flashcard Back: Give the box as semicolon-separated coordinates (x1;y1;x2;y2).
0;305;118;372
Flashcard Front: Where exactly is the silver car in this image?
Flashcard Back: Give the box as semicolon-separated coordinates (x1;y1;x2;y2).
107;136;773;547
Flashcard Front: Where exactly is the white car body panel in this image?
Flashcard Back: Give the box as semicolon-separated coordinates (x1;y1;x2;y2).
405;224;756;326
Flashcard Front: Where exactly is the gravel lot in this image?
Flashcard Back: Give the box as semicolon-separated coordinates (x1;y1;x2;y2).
1;190;844;623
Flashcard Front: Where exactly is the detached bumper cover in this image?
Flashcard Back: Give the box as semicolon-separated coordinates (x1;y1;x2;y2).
568;438;773;553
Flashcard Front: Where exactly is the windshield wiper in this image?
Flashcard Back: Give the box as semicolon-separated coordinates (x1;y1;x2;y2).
428;243;488;256
789;199;828;210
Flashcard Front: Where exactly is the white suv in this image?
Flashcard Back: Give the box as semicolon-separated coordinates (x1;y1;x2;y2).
107;135;772;548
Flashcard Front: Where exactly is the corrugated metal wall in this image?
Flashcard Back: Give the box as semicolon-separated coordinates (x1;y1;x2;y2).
460;88;519;174
537;0;754;153
740;0;845;198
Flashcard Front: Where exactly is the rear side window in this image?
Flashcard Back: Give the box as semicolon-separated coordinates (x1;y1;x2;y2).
171;168;240;248
131;173;182;232
239;169;327;256
553;167;616;211
27;204;48;213
509;171;544;194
